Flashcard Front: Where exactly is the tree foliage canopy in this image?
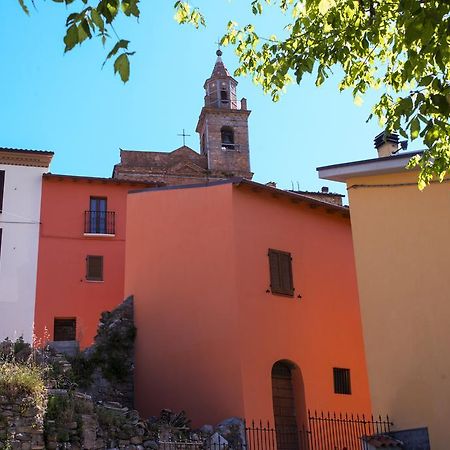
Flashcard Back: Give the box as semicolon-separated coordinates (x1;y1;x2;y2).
17;0;450;188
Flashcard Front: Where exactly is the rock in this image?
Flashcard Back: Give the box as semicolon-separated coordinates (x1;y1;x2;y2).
210;432;228;449
200;424;214;435
82;414;98;449
215;417;245;447
143;440;159;449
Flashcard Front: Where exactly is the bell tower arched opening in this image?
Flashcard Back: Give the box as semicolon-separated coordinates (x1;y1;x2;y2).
221;126;235;150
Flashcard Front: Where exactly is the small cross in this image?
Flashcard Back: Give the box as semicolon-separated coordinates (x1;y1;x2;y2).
216;37;222;51
177;129;191;146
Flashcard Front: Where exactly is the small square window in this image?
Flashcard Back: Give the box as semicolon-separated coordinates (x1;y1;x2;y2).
86;255;103;281
333;368;351;395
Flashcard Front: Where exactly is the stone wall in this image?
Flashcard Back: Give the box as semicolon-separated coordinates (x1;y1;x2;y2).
0;394;45;450
71;296;135;409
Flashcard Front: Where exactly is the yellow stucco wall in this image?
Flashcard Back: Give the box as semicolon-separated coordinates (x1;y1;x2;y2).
346;171;450;448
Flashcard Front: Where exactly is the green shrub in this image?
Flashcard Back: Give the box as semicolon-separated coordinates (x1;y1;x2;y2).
68;353;96;388
0;362;46;406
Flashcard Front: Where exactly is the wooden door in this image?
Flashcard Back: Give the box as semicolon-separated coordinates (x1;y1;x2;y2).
54;318;76;341
272;362;299;450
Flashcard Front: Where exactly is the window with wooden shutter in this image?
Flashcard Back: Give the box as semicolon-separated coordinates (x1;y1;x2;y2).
0;170;5;213
333;368;352;395
268;249;294;296
86;255;103;281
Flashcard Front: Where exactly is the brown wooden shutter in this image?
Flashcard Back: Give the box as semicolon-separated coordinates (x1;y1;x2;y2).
269;249;294;296
279;252;294;296
0;170;5;213
86;255;103;281
269;249;282;293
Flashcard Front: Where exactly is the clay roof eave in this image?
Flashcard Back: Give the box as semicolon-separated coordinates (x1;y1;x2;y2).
234;178;349;216
129;177;349;217
43;173;163;187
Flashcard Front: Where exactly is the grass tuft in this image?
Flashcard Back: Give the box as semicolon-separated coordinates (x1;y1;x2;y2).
0;362;46;405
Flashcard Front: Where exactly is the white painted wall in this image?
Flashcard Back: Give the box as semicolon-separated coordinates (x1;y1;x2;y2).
0;163;46;343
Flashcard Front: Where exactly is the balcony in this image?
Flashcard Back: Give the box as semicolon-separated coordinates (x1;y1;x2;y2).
84;210;115;236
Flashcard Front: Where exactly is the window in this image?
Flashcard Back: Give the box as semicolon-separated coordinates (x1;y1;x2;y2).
86;255;103;281
333;368;351;395
221;126;235;150
0;229;2;259
201;133;206;154
54;318;76;341
89;197;107;233
268;249;294;296
0;170;5;213
220;89;228;103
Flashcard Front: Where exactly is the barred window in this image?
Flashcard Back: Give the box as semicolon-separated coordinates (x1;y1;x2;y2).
333;368;351;395
86;255;103;281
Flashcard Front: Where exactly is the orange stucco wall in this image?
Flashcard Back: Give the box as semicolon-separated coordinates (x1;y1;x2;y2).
125;182;371;427
34;177;138;349
346;171;450;448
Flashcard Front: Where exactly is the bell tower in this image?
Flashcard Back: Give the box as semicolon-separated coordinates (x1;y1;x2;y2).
196;50;253;179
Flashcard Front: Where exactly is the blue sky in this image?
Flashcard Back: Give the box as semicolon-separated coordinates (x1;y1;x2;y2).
0;1;419;195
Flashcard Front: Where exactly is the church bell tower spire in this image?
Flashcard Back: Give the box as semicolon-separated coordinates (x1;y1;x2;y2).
196;50;253;179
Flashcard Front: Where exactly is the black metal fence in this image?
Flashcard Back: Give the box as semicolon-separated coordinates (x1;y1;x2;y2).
84;210;115;235
245;411;393;450
158;411;393;450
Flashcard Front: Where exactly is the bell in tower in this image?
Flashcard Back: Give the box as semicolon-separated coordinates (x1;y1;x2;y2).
196;50;253;179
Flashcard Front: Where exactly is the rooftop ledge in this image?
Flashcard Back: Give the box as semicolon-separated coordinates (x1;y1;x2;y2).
317;151;422;183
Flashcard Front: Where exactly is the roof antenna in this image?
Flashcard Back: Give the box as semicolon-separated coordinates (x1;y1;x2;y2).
291;181;294;190
297;181;300;191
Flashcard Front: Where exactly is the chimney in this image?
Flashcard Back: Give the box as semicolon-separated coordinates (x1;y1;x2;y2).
241;98;247;110
321;186;329;194
374;132;399;158
265;181;277;188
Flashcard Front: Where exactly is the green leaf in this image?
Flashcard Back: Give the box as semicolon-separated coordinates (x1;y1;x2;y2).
318;0;335;15
64;24;79;52
114;53;130;82
410;117;420;140
91;8;105;31
354;94;363;106
18;0;29;15
103;39;130;67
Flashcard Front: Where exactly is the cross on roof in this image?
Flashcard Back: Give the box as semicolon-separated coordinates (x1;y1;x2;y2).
177;129;191;146
215;38;223;56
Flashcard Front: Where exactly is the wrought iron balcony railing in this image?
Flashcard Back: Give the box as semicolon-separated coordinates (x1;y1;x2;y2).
84;210;115;235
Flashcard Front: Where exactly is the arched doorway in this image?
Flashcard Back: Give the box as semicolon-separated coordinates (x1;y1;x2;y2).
271;361;300;450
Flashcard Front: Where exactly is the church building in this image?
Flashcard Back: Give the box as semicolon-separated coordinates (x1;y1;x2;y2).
112;50;253;186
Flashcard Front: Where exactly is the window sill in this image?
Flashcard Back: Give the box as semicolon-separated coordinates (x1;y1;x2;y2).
85;279;104;283
83;233;115;238
270;290;295;298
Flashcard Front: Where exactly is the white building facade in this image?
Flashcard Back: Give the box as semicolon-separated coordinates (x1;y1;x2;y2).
0;148;53;342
